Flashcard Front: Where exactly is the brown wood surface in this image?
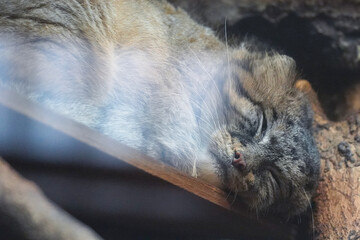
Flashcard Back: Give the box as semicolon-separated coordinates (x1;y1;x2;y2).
0;87;297;239
0;157;103;240
296;80;360;239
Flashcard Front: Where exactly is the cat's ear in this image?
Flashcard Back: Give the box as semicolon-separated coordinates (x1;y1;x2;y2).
239;53;299;107
254;54;297;88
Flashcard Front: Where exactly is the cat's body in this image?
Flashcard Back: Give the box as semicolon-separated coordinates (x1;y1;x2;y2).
0;0;320;216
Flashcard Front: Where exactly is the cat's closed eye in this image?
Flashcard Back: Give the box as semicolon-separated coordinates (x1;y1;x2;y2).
254;110;267;140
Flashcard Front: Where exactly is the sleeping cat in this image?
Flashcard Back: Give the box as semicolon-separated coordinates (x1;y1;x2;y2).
0;0;320;217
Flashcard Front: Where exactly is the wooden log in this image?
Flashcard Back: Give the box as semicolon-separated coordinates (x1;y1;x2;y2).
0;157;103;240
296;80;360;239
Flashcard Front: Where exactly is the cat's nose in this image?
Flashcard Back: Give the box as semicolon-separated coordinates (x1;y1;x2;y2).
232;150;246;170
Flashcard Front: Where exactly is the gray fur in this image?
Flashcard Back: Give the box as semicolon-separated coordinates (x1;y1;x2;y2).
0;0;320;216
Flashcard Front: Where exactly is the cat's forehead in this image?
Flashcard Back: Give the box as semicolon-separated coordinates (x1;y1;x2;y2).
225;49;306;115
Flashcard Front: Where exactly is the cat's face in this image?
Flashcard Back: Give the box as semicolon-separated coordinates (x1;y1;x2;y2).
206;50;320;216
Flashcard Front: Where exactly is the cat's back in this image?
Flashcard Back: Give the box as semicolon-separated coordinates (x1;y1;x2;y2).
0;0;173;59
0;0;222;152
0;0;221;90
0;0;171;121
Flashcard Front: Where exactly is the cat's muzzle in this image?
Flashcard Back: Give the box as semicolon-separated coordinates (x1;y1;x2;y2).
232;150;246;170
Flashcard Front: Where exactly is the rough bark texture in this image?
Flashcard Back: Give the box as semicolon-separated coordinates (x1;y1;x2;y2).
0;157;103;240
296;80;360;239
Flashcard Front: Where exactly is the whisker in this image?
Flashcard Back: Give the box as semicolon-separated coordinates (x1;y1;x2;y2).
224;18;231;83
302;187;315;240
177;62;220;129
231;189;238;205
191;155;198;177
225;189;233;201
167;92;214;130
163;92;219;146
188;46;222;99
184;52;220;131
185;47;223;131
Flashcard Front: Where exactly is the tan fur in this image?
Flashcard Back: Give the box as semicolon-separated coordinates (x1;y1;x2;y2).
0;0;320;216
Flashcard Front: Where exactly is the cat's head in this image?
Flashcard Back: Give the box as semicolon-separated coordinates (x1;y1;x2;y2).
202;48;320;217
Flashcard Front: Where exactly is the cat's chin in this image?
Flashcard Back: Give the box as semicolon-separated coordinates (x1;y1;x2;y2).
194;157;308;216
224;168;278;212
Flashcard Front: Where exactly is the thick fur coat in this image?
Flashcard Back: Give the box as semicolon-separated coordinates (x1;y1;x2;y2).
0;0;320;216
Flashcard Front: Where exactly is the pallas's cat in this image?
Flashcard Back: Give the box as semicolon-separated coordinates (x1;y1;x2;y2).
0;0;320;216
